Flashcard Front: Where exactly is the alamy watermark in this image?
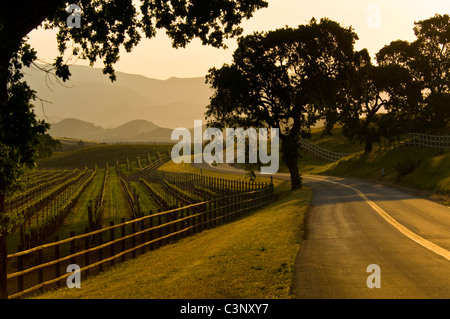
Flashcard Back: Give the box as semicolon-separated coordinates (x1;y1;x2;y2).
171;120;280;174
367;3;381;29
66;264;81;288
366;264;381;288
66;4;81;28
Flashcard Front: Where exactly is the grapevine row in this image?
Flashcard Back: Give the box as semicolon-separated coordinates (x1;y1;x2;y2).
21;168;97;248
139;178;177;210
6;169;79;212
88;165;109;232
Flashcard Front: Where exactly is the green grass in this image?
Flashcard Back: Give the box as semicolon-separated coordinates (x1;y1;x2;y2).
129;181;161;214
35;187;313;299
102;168;131;226
48;169;106;240
294;126;450;203
322;147;450;195
309;125;365;153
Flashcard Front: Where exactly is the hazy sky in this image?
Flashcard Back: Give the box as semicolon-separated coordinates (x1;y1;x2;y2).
28;0;449;80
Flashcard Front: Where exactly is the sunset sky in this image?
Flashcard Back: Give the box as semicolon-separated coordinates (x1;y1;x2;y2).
28;0;450;80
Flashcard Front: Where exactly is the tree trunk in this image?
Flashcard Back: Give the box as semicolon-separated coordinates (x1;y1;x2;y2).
0;53;10;299
0;193;7;299
285;158;302;190
364;139;373;154
281;136;302;190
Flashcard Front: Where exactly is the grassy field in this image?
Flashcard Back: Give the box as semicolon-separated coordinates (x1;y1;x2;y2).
309;125;365;153
129;180;161;214
320;147;450;202
101;168;132;226
49;168;106;240
35;187;312;299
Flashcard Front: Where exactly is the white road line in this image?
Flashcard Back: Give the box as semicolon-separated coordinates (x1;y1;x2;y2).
304;175;450;261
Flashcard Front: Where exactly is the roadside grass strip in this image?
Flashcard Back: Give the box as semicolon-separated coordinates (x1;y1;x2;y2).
35;188;312;299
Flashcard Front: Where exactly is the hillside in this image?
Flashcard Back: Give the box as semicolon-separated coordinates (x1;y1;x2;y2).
49;118;174;142
37;143;173;169
322;147;450;199
24;64;212;129
48;117;208;143
298;127;450;203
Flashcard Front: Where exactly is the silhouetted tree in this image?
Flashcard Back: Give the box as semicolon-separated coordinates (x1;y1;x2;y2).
206;18;358;189
37;134;62;158
335;49;421;153
377;14;450;132
0;0;268;298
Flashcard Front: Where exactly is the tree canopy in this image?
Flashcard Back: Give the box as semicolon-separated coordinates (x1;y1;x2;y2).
206;18;359;189
376;14;450;133
325;14;450;153
334;49;421;153
0;0;268;299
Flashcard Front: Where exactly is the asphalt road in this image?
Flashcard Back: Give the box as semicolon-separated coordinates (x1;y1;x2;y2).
192;161;450;299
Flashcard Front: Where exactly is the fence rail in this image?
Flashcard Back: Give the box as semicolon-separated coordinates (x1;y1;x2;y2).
299;139;353;162
6;178;274;299
300;132;450;162
404;133;450;150
138;156;171;175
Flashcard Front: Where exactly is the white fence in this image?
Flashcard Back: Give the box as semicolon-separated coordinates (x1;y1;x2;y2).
299;139;353;162
299;132;449;163
404;133;450;150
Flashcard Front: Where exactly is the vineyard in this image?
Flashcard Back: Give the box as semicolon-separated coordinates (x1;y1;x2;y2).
4;143;275;298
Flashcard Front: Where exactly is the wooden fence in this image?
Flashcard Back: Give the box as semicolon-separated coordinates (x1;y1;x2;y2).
141;169;267;196
404;133;450;150
138;156;171;174
299;139;353;162
6;184;274;299
300;132;450;162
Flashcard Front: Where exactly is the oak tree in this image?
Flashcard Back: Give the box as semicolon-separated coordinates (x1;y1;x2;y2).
335;49;421;153
0;0;268;298
206;18;358;189
377;14;450;133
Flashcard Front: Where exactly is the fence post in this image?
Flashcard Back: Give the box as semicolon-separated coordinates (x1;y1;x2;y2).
215;197;220;226
158;214;163;247
206;196;211;228
38;243;43;294
181;207;187;238
170;211;177;243
17;245;24;294
131;221;136;258
201;202;207;229
20;224;25;250
70;231;76;264
149;213;154;250
186;207;191;236
54;236;61;288
141;218;146;254
243;192;247;216
109;221;115;267
87;205;93;232
121;218;126;262
98;230;103;273
84;228;90;277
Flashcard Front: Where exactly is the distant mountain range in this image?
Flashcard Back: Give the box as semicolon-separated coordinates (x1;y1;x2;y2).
49;118;177;143
24;64;212;129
